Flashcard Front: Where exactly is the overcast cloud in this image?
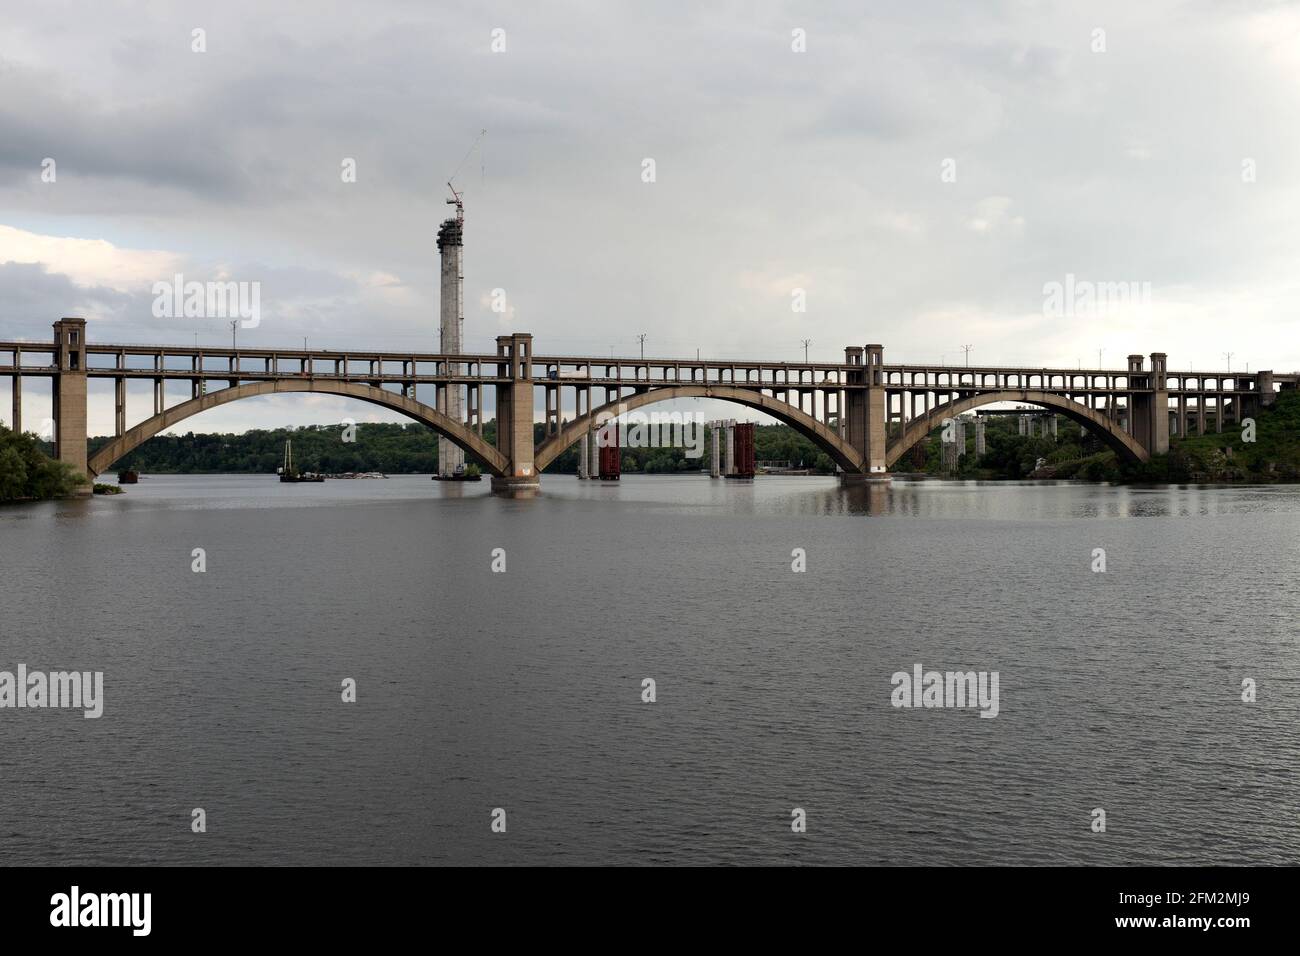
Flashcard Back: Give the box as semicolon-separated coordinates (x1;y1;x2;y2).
2;0;1298;435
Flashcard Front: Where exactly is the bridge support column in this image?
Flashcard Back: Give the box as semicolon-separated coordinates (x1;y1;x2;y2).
1143;353;1169;454
1126;354;1168;456
10;371;20;434
114;376;126;437
52;318;90;492
577;432;589;479
1258;370;1276;409
491;333;540;494
839;343;890;483
709;423;721;478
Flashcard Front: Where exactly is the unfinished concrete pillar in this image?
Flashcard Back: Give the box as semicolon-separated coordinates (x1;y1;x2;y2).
710;423;721;478
437;214;465;477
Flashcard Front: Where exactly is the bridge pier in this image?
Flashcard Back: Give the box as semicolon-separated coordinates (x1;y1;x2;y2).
11;367;20;434
52;318;90;493
492;333;540;494
1127;353;1169;456
840;343;890;482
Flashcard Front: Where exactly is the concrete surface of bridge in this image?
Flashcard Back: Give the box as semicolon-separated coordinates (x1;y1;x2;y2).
2;318;1293;494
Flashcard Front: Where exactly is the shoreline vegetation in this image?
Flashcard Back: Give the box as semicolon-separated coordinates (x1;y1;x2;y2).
0;424;87;502
4;391;1295;501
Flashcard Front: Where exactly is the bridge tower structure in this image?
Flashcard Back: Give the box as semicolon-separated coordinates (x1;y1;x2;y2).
1127;352;1170;456
491;332;539;493
52;318;89;493
840;343;889;480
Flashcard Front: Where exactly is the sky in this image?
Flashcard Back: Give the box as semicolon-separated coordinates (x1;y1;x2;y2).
2;0;1299;437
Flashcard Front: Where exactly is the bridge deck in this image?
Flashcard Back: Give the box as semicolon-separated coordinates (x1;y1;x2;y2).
2;340;1293;399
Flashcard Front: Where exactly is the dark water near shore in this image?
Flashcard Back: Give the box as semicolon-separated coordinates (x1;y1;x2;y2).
1;474;1297;865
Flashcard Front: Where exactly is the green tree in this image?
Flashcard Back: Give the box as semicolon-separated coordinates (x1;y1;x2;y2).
0;424;87;500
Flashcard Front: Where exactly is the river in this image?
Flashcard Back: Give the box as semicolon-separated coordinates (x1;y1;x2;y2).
1;474;1296;864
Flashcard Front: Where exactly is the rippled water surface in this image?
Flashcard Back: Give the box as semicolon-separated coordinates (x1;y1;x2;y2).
1;474;1297;865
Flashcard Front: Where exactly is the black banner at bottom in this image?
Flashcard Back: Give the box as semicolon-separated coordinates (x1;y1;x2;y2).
0;865;1280;941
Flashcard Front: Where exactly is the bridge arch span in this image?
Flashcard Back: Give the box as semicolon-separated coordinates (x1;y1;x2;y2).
886;389;1148;468
533;384;866;473
87;379;509;477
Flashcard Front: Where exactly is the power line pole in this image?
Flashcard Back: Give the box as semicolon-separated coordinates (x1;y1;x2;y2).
230;320;238;352
637;334;647;360
961;344;973;366
1224;351;1234;372
1098;347;1105;369
801;339;811;363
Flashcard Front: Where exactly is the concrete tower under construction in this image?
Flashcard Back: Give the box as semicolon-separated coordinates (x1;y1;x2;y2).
436;207;465;476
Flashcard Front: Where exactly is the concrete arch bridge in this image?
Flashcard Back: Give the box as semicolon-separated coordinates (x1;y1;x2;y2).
3;320;1290;493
